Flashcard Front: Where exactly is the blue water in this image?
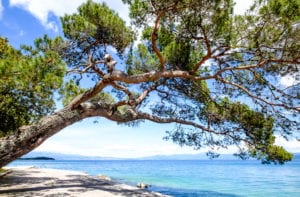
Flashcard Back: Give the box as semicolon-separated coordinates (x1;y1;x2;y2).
8;158;300;197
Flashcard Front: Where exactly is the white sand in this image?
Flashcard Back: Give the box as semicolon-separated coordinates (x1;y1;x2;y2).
0;166;169;197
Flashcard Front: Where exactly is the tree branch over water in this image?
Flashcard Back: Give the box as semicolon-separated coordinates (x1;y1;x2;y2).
1;0;299;166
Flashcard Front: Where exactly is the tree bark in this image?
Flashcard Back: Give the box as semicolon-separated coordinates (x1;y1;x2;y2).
0;107;81;167
0;103;120;168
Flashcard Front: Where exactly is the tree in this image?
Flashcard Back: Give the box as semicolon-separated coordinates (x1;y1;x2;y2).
0;0;299;167
0;36;65;136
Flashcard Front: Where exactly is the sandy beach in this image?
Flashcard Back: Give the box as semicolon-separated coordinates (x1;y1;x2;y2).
0;166;168;197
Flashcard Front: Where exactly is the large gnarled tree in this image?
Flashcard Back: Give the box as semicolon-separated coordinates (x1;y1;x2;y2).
1;0;299;167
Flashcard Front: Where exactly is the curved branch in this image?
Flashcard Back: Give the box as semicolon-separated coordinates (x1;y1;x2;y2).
0;102;134;167
110;61;269;84
191;25;212;73
216;77;300;112
191;45;230;74
67;79;110;109
136;112;227;135
134;82;162;106
152;11;166;70
191;53;211;74
92;64;105;77
110;70;203;83
111;82;132;97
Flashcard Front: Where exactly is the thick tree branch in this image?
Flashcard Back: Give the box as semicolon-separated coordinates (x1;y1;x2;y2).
92;66;105;77
0;102;132;167
67;79;109;109
109;61;271;84
152;11;166;70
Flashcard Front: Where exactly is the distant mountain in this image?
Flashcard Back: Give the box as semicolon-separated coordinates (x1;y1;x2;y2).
24;151;232;160
24;151;300;161
23;151;119;160
137;153;238;160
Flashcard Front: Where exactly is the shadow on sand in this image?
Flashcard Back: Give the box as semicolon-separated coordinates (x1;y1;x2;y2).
0;167;165;197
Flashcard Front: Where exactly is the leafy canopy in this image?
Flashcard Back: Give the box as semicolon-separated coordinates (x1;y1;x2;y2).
120;0;299;163
1;0;299;164
0;36;65;136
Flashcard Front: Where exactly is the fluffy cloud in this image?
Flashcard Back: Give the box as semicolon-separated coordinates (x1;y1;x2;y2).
34;122;199;158
234;0;254;15
9;0;129;33
9;0;87;32
280;74;298;87
275;135;300;153
8;0;254;33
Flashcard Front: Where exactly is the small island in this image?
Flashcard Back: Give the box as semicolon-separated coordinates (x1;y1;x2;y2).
18;157;55;160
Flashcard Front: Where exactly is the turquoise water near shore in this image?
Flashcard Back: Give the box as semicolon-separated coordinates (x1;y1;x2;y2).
8;157;300;197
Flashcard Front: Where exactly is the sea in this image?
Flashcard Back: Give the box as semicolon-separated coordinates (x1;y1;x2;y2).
7;156;300;197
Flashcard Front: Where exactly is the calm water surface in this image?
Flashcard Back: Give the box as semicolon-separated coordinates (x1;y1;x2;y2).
8;158;300;197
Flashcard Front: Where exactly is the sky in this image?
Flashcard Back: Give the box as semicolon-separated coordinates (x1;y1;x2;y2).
0;0;299;158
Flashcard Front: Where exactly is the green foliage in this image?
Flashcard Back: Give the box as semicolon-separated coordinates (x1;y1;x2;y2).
125;0;234;74
61;0;134;54
90;92;115;105
126;44;160;75
251;144;293;164
1;0;298;165
122;0;299;163
60;80;115;107
266;145;293;164
164;41;193;71
263;0;300;21
60;0;135;88
60;80;87;106
209;100;294;165
0;93;29;137
0;36;65;136
165;97;294;164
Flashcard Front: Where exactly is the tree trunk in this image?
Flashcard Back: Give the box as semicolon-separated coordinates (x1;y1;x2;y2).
0;107;85;167
0;101;182;167
0;102;134;168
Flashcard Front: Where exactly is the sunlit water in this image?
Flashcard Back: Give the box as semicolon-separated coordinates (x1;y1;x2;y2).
8;157;300;197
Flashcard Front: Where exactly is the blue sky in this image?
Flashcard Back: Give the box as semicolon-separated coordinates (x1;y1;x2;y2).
1;0;299;157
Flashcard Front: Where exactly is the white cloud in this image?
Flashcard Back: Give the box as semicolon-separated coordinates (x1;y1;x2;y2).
103;1;130;25
7;0;251;33
33;120;201;158
0;0;3;20
34;121;300;158
6;0;258;33
280;75;297;87
9;0;129;33
275;135;300;153
35;140;200;158
234;0;254;15
9;0;86;32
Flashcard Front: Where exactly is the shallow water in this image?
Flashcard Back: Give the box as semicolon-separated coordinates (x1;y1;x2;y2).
8;157;300;197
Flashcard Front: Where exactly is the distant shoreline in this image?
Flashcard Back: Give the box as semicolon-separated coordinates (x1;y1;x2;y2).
17;156;55;160
0;166;168;197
